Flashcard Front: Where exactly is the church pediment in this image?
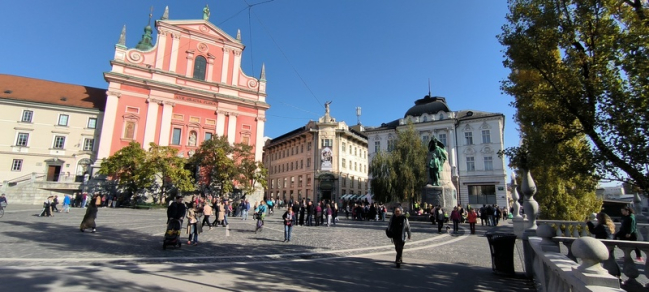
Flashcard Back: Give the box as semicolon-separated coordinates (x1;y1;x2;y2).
160;20;242;47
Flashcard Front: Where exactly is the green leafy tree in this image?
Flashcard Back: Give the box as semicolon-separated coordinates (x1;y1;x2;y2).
369;123;428;205
189;135;236;195
232;142;268;197
98;141;154;201
499;0;649;191
391;123;428;204
369;150;396;203
145;143;194;204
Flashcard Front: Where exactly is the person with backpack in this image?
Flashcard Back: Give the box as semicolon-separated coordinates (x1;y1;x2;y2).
386;206;411;268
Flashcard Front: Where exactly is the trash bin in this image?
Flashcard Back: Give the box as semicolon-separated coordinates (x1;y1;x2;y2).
486;232;517;275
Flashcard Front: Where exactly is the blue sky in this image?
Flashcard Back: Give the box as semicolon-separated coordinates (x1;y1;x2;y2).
0;1;516;172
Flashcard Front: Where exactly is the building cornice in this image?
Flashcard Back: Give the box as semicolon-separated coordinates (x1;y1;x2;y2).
104;71;270;110
108;60;266;97
0;98;103;114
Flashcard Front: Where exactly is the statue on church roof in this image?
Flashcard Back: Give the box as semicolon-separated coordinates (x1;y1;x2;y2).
325;101;332;114
203;5;210;21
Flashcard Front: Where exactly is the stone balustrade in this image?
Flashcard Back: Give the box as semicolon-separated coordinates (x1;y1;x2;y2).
537;220;649;242
529;224;624;292
533;222;649;291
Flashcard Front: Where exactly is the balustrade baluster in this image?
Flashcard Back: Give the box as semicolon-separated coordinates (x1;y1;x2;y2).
602;244;621;278
571;223;580;237
619;246;642;290
580;223;588;237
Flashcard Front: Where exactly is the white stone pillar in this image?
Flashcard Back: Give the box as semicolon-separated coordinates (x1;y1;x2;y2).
158;102;174;146
168;33;180;73
143;98;161;150
232;50;242;86
207;54;215;82
221;48;230;84
216;111;226;137
254;117;264;160
185;50;195;78
227;113;237;144
96;92;120;161
155;31;167;70
448;128;457;176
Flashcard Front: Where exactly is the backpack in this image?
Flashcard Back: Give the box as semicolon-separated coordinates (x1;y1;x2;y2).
385;227;393;238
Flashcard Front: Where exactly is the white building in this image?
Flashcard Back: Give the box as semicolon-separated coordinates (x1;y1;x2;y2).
0;74;105;203
364;95;508;208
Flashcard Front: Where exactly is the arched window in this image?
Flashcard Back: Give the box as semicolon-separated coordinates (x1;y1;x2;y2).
193;56;207;81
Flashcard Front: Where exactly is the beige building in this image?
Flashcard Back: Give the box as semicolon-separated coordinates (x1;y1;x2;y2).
263;107;368;203
0;74;105;203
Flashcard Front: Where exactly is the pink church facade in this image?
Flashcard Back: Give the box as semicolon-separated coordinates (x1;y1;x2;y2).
96;13;269;166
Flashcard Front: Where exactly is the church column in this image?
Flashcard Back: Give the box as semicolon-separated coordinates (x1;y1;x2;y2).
207;54;215;82
185;50;195;78
158;102;175;146
96;91;120;162
168;33;181;72
216;110;226;137
154;31;167;70
221;48;230;84
232;50;242;86
255;117;266;162
227;113;237;144
143;98;161;150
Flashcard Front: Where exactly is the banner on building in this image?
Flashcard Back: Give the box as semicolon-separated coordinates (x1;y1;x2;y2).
321;146;333;171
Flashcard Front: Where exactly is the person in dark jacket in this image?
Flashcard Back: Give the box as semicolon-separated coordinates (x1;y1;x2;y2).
306;201;314;226
167;196;187;224
615;206;643;262
80;195;99;233
291;203;300;226
586;212;615;239
387;207;411;268
298;200;306;226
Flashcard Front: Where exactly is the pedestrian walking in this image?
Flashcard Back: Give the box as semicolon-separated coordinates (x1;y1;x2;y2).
282;208;294;242
450;206;461;233
467;208;477;234
186;208;199;246
615;206;643;262
202;202;213;230
62;194;71;213
435;206;444;233
80;195;99;233
387;207;411;268
51;195;60;213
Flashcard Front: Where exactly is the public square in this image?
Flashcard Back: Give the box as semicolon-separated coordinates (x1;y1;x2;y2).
0;204;535;291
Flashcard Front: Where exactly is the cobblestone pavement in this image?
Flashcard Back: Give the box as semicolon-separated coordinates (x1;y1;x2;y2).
0;205;535;291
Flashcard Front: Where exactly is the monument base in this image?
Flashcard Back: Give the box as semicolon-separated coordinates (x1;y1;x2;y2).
422;184;457;212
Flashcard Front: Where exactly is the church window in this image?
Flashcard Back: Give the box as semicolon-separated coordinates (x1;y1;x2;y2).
193;56;207;81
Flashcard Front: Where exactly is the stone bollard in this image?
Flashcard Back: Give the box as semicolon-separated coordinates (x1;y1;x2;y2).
571;237;621;288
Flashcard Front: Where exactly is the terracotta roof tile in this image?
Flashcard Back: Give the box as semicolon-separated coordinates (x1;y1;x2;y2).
0;74;106;111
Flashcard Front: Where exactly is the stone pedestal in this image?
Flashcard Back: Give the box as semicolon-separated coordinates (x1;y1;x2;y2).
423;184;457;211
421;150;456;210
513;217;526;239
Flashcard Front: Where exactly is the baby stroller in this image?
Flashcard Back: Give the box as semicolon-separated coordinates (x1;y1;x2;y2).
162;219;182;250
